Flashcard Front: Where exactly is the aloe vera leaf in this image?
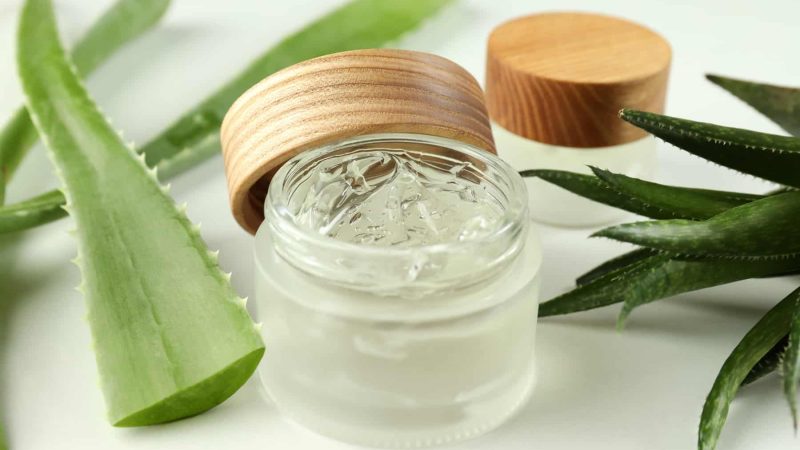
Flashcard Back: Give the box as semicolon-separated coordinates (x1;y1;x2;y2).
590;167;761;220
539;253;800;323
0;0;170;187
18;0;264;426
0;0;451;235
699;287;800;450
0;137;223;235
783;294;800;428
139;0;454;167
596;192;800;260
620;109;800;188
521;169;671;218
522;169;759;220
707;75;800;137
155;131;220;180
576;248;658;286
742;335;786;386
0;190;67;233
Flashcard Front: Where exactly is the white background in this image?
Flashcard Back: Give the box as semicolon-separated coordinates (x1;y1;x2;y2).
0;0;798;448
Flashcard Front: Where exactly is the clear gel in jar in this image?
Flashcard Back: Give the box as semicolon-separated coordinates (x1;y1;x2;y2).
255;134;540;448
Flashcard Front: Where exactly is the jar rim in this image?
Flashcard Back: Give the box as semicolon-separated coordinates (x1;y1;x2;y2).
262;133;529;294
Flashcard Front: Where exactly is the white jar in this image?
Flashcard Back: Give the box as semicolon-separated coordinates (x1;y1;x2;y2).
254;133;541;448
492;122;658;227
485;12;671;228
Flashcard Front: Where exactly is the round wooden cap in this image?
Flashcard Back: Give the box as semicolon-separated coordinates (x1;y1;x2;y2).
220;49;495;234
486;12;671;148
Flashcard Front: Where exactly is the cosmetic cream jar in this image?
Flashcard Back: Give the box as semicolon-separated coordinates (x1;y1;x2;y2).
221;50;541;448
486;12;671;227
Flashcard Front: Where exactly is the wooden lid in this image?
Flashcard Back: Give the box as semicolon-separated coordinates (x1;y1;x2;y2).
220;49;495;234
486;12;671;148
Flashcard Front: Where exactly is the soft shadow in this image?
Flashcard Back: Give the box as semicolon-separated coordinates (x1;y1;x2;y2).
0;236;20;446
0;230;72;446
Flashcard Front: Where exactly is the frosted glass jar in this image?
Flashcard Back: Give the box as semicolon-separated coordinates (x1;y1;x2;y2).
493;122;658;227
254;134;541;448
485;12;671;228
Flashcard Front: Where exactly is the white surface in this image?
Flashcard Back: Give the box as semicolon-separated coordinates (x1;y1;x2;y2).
0;0;798;449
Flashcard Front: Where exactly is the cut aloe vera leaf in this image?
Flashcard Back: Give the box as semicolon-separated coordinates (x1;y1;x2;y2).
0;0;452;234
18;0;264;426
0;0;170;189
698;287;799;450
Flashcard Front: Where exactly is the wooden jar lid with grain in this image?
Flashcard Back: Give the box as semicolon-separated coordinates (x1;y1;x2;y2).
486;12;671;148
220;49;495;234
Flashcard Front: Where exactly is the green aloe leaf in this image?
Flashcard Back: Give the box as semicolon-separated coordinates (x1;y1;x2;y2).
590;167;761;220
620;109;800;188
139;0;453;167
742;336;786;386
540;253;800;326
707;74;800;137
699;287;800;450
523;169;759;221
576;248;657;286
0;0;451;235
18;0;264;426
521;169;668;219
783;293;800;428
0;190;67;234
0;0;170;188
540;253;669;318
596;192;800;260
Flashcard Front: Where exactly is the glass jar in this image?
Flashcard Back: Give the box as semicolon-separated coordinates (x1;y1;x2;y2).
253;133;541;448
485;12;671;228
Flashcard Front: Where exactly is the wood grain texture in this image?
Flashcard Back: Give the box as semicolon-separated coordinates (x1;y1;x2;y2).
221;49;495;234
486;12;671;148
